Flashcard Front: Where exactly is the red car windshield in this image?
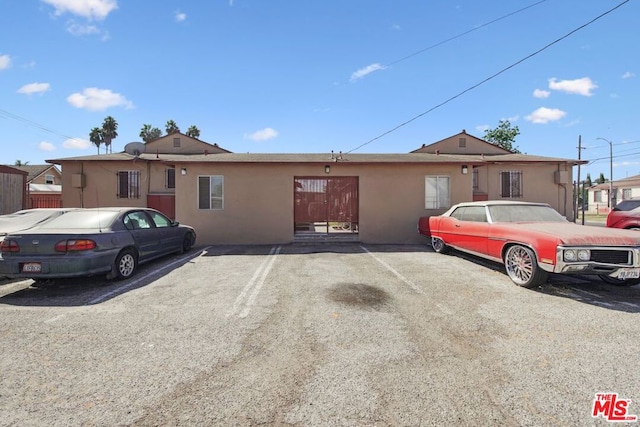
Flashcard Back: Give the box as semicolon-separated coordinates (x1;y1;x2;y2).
488;205;567;223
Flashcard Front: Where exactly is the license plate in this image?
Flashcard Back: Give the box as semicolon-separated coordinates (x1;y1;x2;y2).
613;268;640;279
21;262;42;273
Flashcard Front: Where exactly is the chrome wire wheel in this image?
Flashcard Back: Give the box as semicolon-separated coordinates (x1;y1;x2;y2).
504;245;547;288
431;237;449;254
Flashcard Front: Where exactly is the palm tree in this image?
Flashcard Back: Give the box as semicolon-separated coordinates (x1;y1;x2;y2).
102;116;118;154
139;124;163;143
186;125;200;139
13;160;30;166
165;120;180;135
89;127;104;154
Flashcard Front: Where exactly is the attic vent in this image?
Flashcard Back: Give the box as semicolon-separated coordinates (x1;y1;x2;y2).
173;137;181;147
459;137;466;148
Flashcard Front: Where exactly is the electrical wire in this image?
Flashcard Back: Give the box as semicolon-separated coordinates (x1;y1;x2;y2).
345;0;631;154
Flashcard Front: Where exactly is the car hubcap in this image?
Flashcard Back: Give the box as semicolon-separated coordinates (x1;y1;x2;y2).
432;237;443;251
507;247;533;285
119;254;135;277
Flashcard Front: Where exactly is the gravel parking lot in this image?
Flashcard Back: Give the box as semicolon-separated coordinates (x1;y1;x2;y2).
1;243;639;426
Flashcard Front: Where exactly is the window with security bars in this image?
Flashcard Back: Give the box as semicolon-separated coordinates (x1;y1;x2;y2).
166;168;175;189
117;171;140;199
425;176;450;209
623;188;632;200
499;171;522;198
198;175;224;210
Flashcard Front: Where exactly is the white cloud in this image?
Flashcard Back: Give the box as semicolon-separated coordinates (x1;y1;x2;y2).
525;107;567;124
39;141;56;151
17;82;51;95
175;11;186;22
475;124;490;133
622;71;635;79
533;89;550;98
67;87;133;111
42;0;118;20
244;128;279;141
0;54;11;70
229;0;235;5
66;21;100;36
350;63;386;82
62;138;91;149
548;77;597;96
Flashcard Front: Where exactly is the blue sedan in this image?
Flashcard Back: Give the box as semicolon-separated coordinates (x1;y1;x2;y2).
0;207;196;281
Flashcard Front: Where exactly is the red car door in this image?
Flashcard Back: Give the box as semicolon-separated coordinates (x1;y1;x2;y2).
456;206;489;255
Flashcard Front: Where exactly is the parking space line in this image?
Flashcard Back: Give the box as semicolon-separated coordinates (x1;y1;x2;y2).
227;245;281;319
360;245;424;295
88;247;210;305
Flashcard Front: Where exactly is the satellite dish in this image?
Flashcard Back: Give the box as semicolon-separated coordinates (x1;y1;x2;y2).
124;141;146;156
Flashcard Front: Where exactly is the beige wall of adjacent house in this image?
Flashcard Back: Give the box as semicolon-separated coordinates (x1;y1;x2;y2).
30;168;62;185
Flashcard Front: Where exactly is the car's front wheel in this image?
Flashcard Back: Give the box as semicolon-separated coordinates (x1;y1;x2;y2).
504;245;548;288
113;249;137;280
181;232;195;253
431;237;449;254
598;274;640;287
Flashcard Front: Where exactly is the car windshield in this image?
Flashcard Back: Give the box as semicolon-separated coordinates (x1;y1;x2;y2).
488;204;567;223
612;200;640;211
39;210;120;229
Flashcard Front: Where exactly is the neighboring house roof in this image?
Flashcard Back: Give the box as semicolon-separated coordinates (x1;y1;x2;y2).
47;151;582;166
591;175;640;190
29;184;62;193
411;129;513;155
9;164;60;182
0;165;28;175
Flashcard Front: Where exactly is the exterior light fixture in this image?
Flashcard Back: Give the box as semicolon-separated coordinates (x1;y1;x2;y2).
461;165;468;174
325;165;331;174
181;167;187;175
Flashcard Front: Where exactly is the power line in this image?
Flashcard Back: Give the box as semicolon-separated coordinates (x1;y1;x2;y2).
345;0;630;154
385;0;548;68
0;108;83;142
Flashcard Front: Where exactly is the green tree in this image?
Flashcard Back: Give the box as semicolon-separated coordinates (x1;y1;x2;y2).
13;160;29;166
596;173;606;184
101;116;118;154
139;124;163;143
89;127;104;154
483;119;521;153
584;173;592;187
165;120;180;134
186;125;200;139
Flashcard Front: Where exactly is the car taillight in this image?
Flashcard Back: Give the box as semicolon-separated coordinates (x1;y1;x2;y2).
55;239;97;252
1;240;19;252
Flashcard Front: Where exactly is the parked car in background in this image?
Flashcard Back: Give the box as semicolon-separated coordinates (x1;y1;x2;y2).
0;207;196;282
0;208;75;241
419;201;640;288
606;198;640;229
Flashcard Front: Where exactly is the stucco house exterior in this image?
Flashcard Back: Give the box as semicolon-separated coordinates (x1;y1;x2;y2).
47;130;582;245
586;174;640;214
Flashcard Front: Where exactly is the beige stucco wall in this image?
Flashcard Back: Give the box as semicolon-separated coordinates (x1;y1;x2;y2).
30;167;62;185
174;162;474;245
57;158;575;245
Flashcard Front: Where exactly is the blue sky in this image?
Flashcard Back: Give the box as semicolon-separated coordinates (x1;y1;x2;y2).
1;0;638;181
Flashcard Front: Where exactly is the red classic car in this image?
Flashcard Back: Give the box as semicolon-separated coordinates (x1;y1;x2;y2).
419;201;640;288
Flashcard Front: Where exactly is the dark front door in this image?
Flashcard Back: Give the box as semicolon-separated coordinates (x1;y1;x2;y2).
294;177;359;234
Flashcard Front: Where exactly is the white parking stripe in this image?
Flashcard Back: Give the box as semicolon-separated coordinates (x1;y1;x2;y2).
360;245;424;295
227;245;281;318
239;246;281;318
88;247;210;305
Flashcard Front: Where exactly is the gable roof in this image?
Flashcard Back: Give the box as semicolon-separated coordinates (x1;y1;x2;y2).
9;164;60;182
142;132;232;155
411;130;513;155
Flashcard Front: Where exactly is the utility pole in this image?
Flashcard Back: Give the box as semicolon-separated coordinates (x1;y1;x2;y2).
576;135;585;224
597;137;614;208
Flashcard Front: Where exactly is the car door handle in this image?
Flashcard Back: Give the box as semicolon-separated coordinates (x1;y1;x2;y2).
455;224;461;227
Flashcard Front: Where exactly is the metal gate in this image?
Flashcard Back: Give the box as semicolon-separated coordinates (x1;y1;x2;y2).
294;177;359;234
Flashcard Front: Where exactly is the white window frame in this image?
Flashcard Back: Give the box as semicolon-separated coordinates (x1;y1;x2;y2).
45;174;55;184
198;175;224;210
425;175;450;209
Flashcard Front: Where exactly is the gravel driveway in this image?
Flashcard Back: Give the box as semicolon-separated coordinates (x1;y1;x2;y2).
0;243;638;426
